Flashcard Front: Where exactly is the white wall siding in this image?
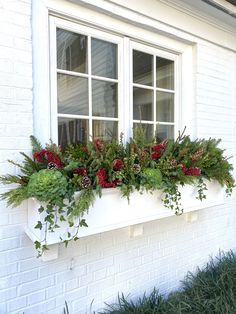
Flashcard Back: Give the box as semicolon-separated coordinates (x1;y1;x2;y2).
0;1;236;313
0;0;34;313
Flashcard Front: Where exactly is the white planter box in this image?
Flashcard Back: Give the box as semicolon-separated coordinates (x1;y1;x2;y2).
25;181;224;246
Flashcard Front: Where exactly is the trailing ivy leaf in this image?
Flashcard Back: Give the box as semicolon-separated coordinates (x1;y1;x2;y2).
34;240;41;250
69;221;74;227
79;219;88;227
38;206;44;213
35;221;43;230
60;215;66;222
42;244;49;251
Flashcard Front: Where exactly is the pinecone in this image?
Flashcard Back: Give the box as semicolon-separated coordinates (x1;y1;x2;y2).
80;176;91;189
133;163;141;174
191;148;205;162
169;159;177;168
47;162;58;170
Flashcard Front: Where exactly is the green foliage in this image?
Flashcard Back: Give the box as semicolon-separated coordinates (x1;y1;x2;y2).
30;135;43;154
99;251;236;314
70;189;95;217
141;168;162;190
99;289;166;314
0;130;234;255
1;186;28;207
63;301;69;314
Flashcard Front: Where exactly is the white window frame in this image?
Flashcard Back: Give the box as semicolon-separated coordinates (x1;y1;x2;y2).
130;40;179;140
49;17;180;144
49;17;124;143
32;1;194;146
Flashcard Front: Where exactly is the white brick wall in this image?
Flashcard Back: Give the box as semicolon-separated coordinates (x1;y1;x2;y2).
0;1;236;313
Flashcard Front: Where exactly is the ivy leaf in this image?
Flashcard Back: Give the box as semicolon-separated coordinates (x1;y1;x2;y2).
38;206;44;213
79;219;88;227
35;221;43;230
42;244;49;251
34;240;41;249
69;221;74;227
60;215;66;222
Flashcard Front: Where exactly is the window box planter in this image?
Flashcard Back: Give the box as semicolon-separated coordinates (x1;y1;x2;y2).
25;181;224;246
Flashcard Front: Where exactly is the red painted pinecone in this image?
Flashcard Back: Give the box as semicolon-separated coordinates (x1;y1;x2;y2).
80;176;91;189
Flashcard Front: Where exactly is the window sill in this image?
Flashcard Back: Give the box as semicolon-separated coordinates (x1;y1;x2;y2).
25;181;224;247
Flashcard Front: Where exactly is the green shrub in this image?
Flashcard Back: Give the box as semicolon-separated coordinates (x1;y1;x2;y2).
99;251;236;314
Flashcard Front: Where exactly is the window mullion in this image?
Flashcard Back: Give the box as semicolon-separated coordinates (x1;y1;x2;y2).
153;54;156;137
88;35;92;139
122;37;131;142
50;19;58;143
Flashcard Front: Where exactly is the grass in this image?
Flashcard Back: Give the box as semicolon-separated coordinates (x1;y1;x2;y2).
99;251;236;314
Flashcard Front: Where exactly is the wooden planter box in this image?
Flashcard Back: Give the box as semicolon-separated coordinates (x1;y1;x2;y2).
25;181;224;246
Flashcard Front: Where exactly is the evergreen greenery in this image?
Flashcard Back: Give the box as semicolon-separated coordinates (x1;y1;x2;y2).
0;130;234;254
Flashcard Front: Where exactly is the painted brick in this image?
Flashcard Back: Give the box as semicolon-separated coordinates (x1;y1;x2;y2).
46;283;64;299
22;299;56;314
0;237;20;252
0;287;17;302
18;276;55;296
0;1;236;314
0;263;18;278
7;296;27;312
27;290;46;306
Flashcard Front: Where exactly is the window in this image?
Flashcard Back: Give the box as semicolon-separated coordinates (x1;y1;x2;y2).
132;43;175;142
50;19;178;148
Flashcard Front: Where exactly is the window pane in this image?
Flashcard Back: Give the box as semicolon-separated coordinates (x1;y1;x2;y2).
156;125;174;142
133;87;153;121
133;50;153;86
93;120;118;141
58;118;88;150
57;29;87;73
156;57;174;90
156;92;174;122
57;74;88;115
91;38;117;79
133;123;153;141
92;80;118;118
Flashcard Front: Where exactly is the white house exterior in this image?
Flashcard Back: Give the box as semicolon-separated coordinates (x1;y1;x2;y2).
1;0;236;313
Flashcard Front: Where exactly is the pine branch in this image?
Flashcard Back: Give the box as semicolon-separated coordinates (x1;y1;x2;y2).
20;152;41;175
30;135;42;154
0;174;28;185
0;186;28;207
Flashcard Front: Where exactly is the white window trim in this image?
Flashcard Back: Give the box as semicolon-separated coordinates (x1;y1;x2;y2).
130;40;179;139
49;17;125;143
49;17;182;144
32;0;195;145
